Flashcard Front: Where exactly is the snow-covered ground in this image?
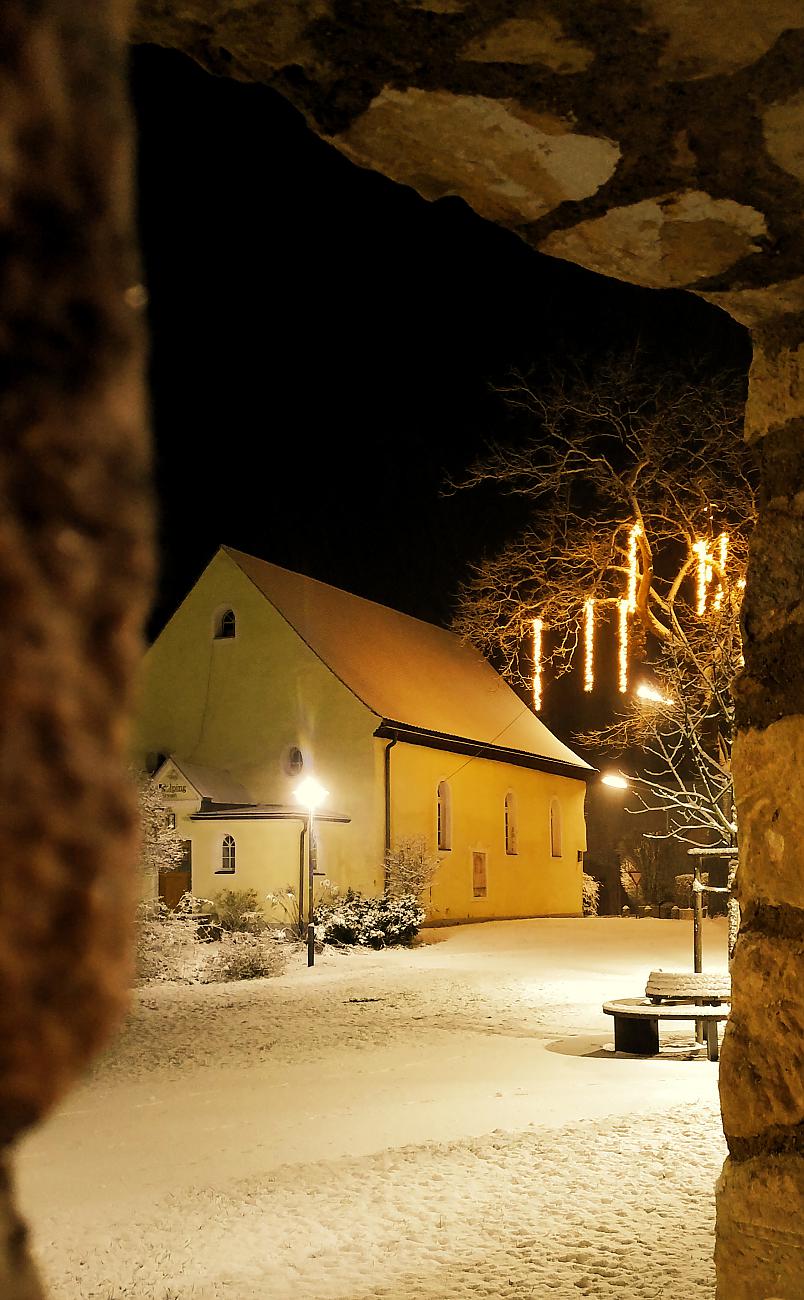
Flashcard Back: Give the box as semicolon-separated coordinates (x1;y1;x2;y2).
16;917;730;1299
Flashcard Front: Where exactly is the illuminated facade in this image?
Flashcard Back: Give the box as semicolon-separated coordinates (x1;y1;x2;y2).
135;548;591;923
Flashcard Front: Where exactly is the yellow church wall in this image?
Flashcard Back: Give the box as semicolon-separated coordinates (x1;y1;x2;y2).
135;551;386;900
180;817;304;913
389;741;586;921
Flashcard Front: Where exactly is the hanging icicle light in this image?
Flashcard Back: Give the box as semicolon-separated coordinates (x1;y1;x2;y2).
627;523;641;613
713;532;729;612
618;598;629;693
693;539;709;615
583;598;595;692
532;617;543;712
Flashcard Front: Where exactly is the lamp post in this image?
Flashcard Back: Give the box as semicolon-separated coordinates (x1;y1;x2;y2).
294;775;328;968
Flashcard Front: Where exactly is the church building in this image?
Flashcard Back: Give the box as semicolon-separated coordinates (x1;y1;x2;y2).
134;547;592;922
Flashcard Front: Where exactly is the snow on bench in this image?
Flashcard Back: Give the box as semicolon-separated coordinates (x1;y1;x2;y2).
645;970;731;1003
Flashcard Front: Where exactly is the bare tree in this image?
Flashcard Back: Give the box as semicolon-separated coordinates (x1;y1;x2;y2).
450;355;755;848
385;836;441;900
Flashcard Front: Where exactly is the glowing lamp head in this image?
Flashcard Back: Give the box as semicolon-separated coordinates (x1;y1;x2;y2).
601;772;629;790
294;775;329;811
635;682;671;705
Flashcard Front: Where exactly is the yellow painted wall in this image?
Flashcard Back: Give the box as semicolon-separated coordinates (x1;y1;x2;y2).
388;740;586;921
135;551;386;900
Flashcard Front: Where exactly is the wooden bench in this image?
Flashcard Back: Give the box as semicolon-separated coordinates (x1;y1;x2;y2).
602;998;729;1061
645;970;731;1004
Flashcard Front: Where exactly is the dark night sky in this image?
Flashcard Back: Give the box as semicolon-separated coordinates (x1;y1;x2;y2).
131;42;751;713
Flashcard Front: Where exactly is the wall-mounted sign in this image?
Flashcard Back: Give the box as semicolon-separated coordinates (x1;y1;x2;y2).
158;782;188;796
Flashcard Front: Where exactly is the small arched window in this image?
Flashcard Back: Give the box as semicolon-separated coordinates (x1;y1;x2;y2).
504;791;518;855
220;834;236;873
437;780;452;852
549;797;563;859
215;609;236;640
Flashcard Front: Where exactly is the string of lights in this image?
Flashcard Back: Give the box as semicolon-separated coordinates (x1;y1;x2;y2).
618;598;629;693
583;598;595;693
526;525;741;711
532;617;543;712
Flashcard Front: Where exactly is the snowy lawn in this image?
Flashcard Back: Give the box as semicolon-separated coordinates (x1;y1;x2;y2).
16;917;729;1299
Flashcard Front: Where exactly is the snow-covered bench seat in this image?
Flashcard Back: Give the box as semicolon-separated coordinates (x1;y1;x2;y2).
644;970;731;1003
602;998;729;1061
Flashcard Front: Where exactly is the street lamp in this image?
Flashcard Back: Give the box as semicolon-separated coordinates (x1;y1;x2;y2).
294;775;329;968
601;772;630;790
635;681;672;705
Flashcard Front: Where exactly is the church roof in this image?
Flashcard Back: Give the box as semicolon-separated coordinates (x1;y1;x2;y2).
223;547;592;778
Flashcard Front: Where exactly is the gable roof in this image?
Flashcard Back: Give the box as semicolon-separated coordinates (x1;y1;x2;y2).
222;547;592;778
154;755;252;805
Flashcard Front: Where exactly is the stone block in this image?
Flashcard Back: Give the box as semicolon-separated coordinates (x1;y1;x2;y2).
720;932;804;1140
732;718;804;911
716;1154;804;1298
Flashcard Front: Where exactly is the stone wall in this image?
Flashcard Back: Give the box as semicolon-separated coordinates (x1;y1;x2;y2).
0;2;152;1295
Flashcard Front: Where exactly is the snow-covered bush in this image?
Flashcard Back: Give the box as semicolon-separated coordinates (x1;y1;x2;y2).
674;874;694;909
212;888;266;933
266;879;339;935
385;836;440;900
136;894;285;983
135;899;207;983
202;931;286;982
582;873;601;916
315;890;425;948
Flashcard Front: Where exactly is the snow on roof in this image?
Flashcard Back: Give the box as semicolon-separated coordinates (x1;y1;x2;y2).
158;755;253;805
223;547;591;775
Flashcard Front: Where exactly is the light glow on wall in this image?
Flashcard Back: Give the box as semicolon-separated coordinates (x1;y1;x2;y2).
618;598;629;693
583;598;595;692
532;617;543;712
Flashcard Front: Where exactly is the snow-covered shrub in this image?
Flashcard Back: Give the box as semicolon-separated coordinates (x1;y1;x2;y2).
266;879;339;935
674;874;694;909
135;899;206;983
212;888;266;933
203;931;286;981
385;836;440;900
315;890;425;948
582;873;601;916
265;884;302;932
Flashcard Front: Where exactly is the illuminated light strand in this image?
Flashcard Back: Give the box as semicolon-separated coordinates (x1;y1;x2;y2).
532;617;543;712
627;523;642;613
693;539;709;615
618;598;629;694
583;598;595;692
713;531;729;612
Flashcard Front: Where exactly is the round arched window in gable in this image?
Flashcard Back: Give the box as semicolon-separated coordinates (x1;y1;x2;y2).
285;746;304;776
214;608;236;640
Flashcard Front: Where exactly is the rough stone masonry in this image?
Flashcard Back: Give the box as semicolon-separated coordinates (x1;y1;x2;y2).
0;2;152;1295
1;3;803;1298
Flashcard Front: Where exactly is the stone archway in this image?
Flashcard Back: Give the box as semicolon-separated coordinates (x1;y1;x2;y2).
1;4;802;1297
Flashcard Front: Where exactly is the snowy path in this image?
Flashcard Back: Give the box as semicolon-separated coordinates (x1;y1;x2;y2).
15;918;729;1298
